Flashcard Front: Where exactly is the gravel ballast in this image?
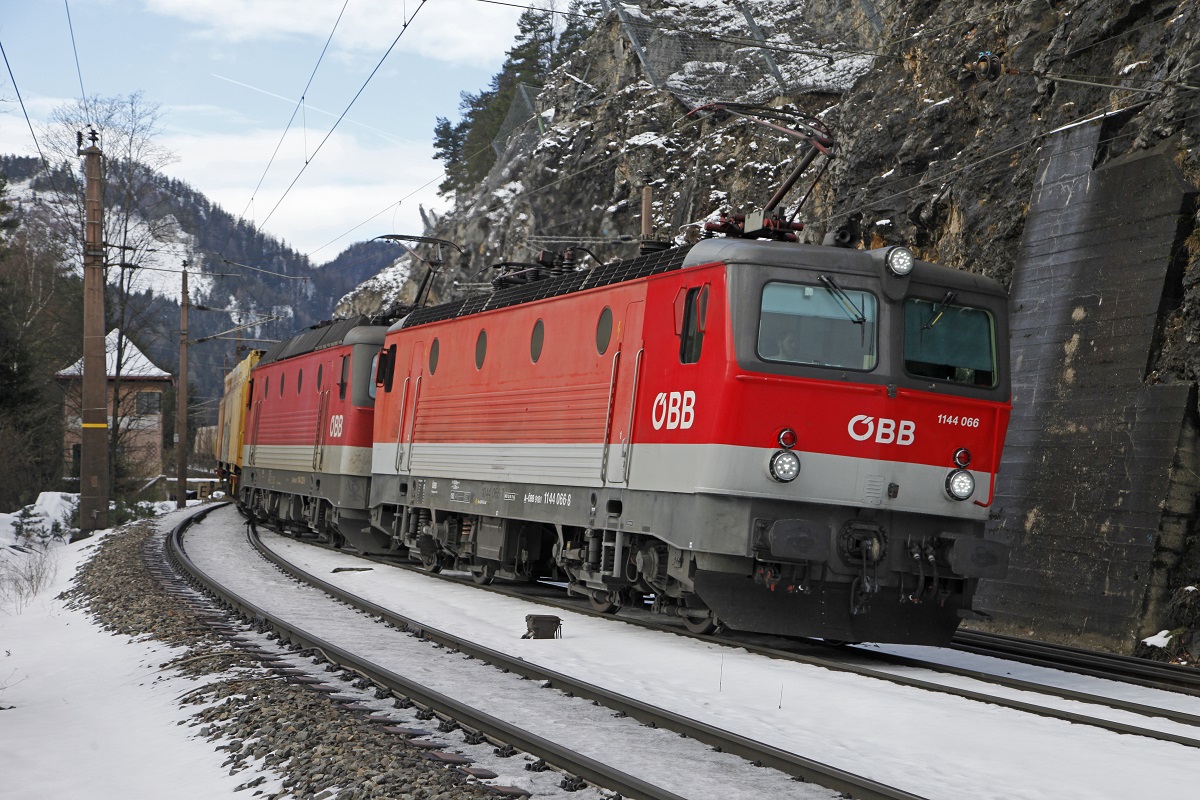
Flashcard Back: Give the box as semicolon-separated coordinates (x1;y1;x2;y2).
60;513;501;800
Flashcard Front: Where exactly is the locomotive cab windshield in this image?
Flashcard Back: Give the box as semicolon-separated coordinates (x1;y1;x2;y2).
757;280;878;369
723;242;1006;397
903;297;997;387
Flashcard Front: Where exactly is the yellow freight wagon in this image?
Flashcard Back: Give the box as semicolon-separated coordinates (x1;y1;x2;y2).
214;349;263;494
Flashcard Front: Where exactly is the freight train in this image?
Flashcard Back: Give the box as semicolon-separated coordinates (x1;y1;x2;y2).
215;110;1011;645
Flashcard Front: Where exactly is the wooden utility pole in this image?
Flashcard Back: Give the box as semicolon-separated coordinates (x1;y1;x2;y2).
78;129;108;536
176;263;189;509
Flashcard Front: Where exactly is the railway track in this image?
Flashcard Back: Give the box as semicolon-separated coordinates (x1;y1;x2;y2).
268;513;1200;703
286;525;1200;751
170;504;1200;799
171;504;922;800
950;629;1200;696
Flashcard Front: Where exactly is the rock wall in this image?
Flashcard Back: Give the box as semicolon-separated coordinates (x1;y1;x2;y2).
978;120;1198;650
338;1;1200;651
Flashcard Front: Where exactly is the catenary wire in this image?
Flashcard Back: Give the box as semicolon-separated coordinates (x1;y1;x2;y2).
254;0;430;233
305;0;1028;257
240;0;352;222
0;37;48;166
219;257;309;280
819;99;1200;230
309;0;896;255
312;0;1193;262
62;0;90;121
476;0;1198;100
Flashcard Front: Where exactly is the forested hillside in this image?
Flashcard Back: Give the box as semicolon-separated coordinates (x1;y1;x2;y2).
0;146;395;508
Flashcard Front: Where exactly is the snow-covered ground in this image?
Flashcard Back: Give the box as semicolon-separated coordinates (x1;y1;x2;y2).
2;497;1196;799
240;519;1198;800
0;505;259;800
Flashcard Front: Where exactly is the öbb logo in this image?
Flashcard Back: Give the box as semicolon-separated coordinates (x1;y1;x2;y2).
848;415;915;445
652;391;695;430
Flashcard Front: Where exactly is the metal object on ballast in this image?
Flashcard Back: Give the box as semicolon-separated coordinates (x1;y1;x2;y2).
522;615;562;639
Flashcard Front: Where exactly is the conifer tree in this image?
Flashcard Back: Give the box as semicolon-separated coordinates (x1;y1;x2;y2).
433;6;568;197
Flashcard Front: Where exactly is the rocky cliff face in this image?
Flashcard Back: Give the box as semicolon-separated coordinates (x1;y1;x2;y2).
337;0;1200;653
337;0;881;311
341;0;1198;319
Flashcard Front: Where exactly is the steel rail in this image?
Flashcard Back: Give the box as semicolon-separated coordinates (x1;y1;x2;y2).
273;528;1200;751
849;647;1200;730
952;630;1200;696
168;512;689;800
233;519;931;800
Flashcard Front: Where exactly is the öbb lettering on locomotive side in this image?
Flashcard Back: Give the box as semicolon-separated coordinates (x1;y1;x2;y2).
652;390;696;430
213;111;1012;644
847;415;916;445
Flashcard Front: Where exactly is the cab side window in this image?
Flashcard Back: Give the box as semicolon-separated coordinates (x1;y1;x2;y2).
679;285;709;364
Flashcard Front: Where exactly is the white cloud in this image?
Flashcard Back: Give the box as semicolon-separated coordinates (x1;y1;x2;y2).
158;125;447;261
142;0;525;68
0;109;448;263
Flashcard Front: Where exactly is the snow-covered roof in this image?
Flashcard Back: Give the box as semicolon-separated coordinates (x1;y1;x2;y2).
56;330;172;381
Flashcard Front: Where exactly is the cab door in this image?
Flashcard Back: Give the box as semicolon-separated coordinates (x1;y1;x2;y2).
605;301;645;484
313;383;331;471
396;342;425;474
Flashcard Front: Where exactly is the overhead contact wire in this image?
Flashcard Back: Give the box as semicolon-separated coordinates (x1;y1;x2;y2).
63;0;90;121
0;37;48;166
315;0;1190;260
313;0;1008;255
256;0;430;232
241;0;352;221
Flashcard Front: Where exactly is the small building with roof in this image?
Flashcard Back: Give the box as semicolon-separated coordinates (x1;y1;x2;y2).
57;329;173;486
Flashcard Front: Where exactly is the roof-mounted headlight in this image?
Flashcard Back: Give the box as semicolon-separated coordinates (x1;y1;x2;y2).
885;246;915;277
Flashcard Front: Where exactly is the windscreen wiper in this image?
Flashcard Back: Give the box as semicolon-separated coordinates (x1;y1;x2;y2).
922;291;958;330
818;275;866;325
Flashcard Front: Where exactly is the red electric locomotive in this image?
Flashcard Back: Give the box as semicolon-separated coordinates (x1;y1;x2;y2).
367;237;1011;644
236;316;389;552
227;108;1011;644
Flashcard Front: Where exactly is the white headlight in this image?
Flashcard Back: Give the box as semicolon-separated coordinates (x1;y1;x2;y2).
886;246;915;276
946;469;975;500
769;450;801;482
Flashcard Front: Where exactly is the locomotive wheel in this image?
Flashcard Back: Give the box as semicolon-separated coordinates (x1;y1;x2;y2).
419;552;442;574
588;591;619;614
470;564;495;585
682;613;720;635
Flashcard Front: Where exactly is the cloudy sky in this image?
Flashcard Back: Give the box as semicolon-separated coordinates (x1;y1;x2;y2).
0;0;526;262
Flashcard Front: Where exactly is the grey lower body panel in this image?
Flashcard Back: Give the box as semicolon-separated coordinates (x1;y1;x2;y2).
370;471;1003;576
365;470;1005;643
241;465;390;553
